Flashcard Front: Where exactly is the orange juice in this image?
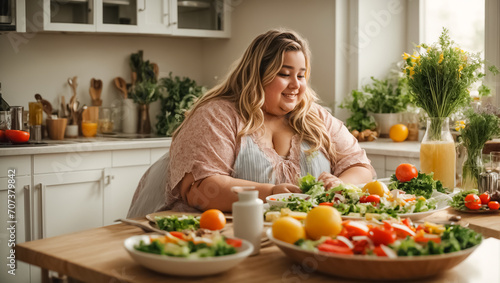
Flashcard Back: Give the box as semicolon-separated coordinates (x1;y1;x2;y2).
81;121;98;137
420;141;456;191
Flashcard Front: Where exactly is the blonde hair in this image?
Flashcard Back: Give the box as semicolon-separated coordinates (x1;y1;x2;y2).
174;29;335;161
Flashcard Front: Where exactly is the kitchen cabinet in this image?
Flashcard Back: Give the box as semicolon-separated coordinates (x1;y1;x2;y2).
0;156;40;283
25;0;230;37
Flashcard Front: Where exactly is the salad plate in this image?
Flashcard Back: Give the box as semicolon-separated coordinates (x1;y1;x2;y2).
266;227;480;281
124;234;253;276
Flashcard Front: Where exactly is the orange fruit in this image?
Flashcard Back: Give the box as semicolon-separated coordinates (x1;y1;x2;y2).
272;216;306;244
389;124;409;142
304;206;342;240
199;209;226;230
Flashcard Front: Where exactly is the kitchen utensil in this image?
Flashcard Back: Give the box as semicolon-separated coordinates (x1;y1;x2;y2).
60;96;67;118
114;77;128;99
10;106;24;130
90;78;103;106
152;63;159;79
34;93;53;117
68;77;79;125
46;118;68;140
116;218;169;235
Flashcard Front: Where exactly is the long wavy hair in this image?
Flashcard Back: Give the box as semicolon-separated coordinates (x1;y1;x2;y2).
174;29;335;160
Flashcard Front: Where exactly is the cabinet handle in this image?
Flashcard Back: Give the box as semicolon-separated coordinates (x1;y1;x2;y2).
39;183;46;239
139;0;146;11
24;185;33;242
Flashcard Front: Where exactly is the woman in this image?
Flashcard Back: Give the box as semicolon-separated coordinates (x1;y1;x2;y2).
128;29;375;216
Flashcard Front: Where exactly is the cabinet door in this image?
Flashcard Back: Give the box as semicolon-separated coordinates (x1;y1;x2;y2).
96;0;140;33
33;170;104;239
0;176;31;283
170;0;230;38
40;0;97;32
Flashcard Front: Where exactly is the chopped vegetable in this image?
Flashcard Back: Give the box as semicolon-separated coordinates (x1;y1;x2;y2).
155;215;200;232
389;172;446;199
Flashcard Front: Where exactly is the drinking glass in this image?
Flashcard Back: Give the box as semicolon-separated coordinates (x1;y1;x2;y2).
490;151;500;174
0;110;11;130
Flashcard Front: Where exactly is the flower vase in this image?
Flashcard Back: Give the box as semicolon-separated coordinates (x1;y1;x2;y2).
461;148;484;190
419;117;456;192
137;103;151;134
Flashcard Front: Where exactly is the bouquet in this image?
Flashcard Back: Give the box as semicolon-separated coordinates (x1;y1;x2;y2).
456;107;500;189
402;28;497;139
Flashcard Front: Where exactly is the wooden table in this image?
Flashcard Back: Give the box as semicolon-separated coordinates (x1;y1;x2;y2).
16;210;500;283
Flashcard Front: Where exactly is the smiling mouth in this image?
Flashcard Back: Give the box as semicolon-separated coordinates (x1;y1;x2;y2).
282;93;298;99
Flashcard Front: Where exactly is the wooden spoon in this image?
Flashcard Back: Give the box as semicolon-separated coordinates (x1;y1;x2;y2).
34;93;53;117
114;77;128;99
152;63;159;80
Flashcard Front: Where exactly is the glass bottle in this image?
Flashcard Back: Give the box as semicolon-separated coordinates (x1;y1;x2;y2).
420;117;456;192
0;83;10;111
232;186;262;256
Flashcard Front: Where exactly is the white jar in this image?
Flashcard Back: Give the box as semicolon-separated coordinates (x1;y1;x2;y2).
231;186;263;256
122;99;137;134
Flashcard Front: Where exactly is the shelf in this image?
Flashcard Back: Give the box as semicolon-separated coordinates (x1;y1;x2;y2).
178;1;210;9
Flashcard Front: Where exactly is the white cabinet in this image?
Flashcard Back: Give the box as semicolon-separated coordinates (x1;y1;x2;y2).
0;156;40;283
26;0;231;37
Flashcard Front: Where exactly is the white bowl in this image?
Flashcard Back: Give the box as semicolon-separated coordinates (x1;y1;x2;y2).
265;193;312;208
124;235;253;276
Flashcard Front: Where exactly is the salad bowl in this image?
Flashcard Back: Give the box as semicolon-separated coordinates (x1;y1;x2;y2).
124;235;253;276
266;229;480;281
266;193;312;208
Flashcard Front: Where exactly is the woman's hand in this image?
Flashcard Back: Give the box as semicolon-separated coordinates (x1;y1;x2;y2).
318;172;343;189
270;183;302;195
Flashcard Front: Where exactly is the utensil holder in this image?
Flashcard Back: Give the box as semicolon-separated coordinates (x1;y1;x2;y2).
46;118;68;140
65;124;79;138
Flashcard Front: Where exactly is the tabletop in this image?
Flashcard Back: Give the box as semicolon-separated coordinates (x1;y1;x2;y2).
15;208;500;283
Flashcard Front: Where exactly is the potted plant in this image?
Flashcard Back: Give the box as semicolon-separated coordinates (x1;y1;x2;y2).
156;73;206;136
129;50;165;134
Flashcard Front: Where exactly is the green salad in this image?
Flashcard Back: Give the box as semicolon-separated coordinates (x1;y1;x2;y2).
155;215;200;231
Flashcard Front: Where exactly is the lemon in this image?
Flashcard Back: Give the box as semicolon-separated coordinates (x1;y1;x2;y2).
389;124;409;142
272;216;306;244
362;180;389;197
304;206;342;240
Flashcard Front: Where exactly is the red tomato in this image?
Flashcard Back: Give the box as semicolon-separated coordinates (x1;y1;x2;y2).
343;221;370;237
479;193;490;205
372;246;387;257
169;231;185;240
368;227;396;246
352;239;369;254
5;130;30;144
225;238;242;248
317;243;353;255
464;194;481;210
0;130;6;142
360;195;380;204
395;163;418;182
318;202;334;206
488;201;500;210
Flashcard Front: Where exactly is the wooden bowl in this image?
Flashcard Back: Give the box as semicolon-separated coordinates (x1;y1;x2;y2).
266;229;480;281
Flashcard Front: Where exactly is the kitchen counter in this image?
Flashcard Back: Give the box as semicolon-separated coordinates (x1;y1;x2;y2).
0;136;172;156
359;138;420;156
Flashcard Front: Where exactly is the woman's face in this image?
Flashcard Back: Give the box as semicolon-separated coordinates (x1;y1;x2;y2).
262;51;307;116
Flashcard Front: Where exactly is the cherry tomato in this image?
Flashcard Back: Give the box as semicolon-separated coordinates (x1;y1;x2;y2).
169;231;185;240
360;194;380;204
5;130;30;144
464;194;481;210
488;201;500;210
395;163;418;182
318;202;334;206
352;239;369;255
225;238;242;248
372;246;388;257
368;226;396;246
343;221;370;237
317;243;353;255
479;193;490;205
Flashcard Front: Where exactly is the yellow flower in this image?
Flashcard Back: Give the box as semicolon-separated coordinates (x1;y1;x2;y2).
402;52;411;60
438;53;444;64
455;120;466;131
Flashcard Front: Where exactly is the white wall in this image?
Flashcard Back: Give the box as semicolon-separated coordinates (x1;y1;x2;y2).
201;0;336;107
0;33;204;130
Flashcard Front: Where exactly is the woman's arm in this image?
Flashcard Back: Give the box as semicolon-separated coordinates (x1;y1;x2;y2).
179;173;301;212
319;166;373;189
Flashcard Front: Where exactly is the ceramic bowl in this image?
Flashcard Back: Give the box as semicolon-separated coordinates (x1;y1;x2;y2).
265;193;312;208
124;235;253;276
266;229;480;281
